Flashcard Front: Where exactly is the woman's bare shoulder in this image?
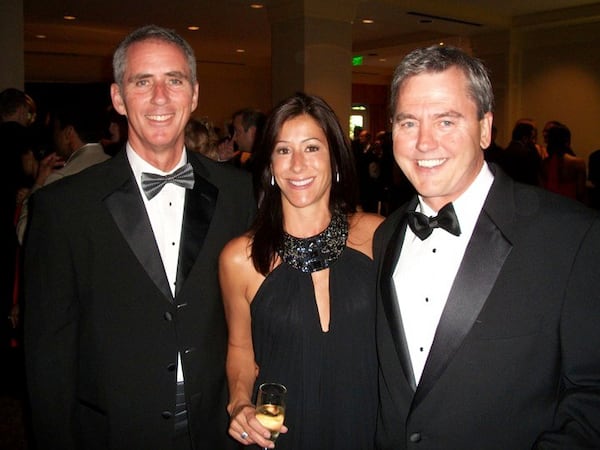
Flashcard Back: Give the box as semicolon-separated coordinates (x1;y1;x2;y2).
349;211;385;233
220;233;253;267
347;212;385;257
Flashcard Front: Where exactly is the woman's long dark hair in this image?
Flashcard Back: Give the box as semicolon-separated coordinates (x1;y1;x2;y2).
250;92;358;275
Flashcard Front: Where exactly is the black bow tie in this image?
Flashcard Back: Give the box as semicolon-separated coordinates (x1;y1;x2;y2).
141;163;195;200
407;202;461;240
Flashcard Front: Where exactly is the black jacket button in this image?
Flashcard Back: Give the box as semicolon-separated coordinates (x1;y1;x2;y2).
164;312;173;321
161;411;172;419
409;432;421;443
167;363;176;372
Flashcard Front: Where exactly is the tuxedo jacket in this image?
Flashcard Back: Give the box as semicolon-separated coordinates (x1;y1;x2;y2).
24;150;256;450
374;166;600;450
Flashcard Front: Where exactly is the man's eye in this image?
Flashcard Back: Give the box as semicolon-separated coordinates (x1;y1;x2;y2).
135;79;149;87
169;78;184;86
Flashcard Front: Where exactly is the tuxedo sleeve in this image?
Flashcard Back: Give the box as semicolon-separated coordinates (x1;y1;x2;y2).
24;188;78;449
534;216;600;448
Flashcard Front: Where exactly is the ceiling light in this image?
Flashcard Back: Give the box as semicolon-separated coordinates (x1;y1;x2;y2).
35;34;47;39
187;26;200;31
250;3;264;8
236;49;245;53
361;19;374;24
63;14;76;20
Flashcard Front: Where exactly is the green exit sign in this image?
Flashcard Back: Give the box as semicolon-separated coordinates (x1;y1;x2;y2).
352;55;363;66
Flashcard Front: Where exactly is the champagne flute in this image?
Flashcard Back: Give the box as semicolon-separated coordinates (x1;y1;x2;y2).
255;382;286;449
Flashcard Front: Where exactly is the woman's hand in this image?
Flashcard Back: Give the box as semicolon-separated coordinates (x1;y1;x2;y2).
228;403;288;448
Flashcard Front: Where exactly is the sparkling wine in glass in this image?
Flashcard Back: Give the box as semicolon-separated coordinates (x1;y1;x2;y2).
255;382;286;448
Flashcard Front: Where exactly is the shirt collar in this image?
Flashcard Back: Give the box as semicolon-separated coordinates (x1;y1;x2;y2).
126;142;188;185
417;162;494;237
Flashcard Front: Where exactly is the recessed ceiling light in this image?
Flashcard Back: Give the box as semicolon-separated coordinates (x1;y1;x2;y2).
187;26;200;31
361;19;374;24
250;3;264;9
236;49;245;53
63;14;76;20
35;34;47;39
379;58;387;62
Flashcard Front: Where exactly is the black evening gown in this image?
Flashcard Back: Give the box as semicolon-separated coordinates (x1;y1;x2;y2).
251;247;378;450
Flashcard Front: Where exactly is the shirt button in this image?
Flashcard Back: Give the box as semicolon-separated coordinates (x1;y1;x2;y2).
409;432;421;443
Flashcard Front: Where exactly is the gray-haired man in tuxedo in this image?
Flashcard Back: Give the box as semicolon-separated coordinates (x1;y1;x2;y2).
24;25;255;450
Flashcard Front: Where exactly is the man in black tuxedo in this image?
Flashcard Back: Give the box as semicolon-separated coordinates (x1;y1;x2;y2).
374;45;600;449
24;25;255;450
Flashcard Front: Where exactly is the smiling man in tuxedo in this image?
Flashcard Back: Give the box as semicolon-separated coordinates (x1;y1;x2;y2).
374;45;600;449
24;25;255;450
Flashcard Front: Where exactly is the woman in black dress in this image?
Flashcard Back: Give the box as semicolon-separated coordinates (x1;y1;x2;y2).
220;92;383;450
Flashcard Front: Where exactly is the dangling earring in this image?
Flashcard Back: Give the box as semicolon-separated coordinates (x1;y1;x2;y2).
270;175;275;186
336;171;340;183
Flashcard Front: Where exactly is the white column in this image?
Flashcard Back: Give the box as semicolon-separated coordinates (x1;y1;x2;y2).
268;0;359;134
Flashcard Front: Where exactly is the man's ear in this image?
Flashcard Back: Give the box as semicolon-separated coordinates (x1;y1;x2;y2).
110;83;127;116
191;82;199;113
64;125;75;139
479;112;493;149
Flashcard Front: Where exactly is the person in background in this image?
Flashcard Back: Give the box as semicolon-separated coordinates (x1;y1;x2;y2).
354;128;383;213
541;122;587;203
500;120;542;185
1;88;32;362
230;107;266;172
588;148;600;209
184;117;219;160
213;122;237;163
516;117;545;160
375;45;600;449
220;92;383;449
16;102;111;244
101;106;128;156
483;123;503;164
24;24;255;450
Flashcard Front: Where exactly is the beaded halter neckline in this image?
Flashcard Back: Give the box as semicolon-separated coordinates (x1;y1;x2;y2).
278;213;348;273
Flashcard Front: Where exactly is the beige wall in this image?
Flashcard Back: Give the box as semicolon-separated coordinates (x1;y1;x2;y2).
517;21;600;161
192;63;271;133
463;22;600;164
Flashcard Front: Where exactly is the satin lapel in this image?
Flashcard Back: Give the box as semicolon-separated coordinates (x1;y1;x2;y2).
413;211;512;406
104;177;173;301
175;173;218;296
380;198;419;390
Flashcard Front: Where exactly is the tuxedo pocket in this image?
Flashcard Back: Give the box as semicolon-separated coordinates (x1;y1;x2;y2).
468;310;547;340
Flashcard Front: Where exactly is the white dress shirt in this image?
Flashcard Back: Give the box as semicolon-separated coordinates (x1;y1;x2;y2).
127;144;188;382
392;163;494;384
